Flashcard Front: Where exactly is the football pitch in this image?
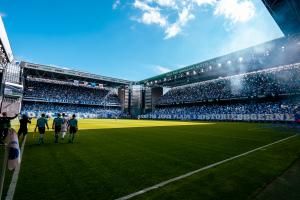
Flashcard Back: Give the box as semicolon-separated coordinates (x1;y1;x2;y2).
6;119;300;200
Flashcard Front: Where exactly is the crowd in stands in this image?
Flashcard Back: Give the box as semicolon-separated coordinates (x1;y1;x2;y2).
24;80;120;106
157;64;300;105
151;101;297;116
22;103;122;118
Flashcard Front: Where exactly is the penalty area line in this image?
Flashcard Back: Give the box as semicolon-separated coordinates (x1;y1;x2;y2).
115;134;298;200
5;135;27;200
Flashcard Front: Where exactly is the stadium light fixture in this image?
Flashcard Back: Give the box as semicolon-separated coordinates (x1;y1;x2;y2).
265;51;270;56
227;60;232;65
209;66;212;70
193;71;197;75
238;57;243;62
218;63;222;67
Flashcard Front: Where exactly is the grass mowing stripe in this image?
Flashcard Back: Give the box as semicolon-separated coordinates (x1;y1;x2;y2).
5;135;27;200
115;135;298;200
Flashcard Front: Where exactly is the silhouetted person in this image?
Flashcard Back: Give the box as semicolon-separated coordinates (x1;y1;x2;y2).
61;113;69;140
35;113;49;145
68;114;78;144
18;114;31;140
0;112;18;143
52;113;64;143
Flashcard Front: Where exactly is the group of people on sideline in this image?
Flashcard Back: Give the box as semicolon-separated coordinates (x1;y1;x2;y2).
0;112;78;145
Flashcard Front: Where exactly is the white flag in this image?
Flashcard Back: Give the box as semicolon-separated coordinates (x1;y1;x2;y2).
7;129;20;171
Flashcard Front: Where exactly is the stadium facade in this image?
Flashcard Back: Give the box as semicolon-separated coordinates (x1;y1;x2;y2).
21;61;132;118
1;0;300;122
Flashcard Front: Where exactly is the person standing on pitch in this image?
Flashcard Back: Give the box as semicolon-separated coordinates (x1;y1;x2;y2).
68;114;78;144
0;112;19;143
35;113;49;145
52;113;64;143
18;114;31;141
61;113;69;140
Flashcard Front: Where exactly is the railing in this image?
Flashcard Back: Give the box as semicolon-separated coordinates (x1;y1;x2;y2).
23;97;121;107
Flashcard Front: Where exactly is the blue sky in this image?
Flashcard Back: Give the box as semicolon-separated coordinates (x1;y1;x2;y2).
0;0;283;81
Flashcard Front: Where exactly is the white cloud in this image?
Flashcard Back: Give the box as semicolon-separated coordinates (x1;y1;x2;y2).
151;0;177;8
164;7;195;39
133;0;156;12
192;0;216;6
154;65;171;74
133;0;168;26
123;0;256;39
141;10;167;27
178;7;195;25
214;0;255;23
113;0;121;10
165;24;181;39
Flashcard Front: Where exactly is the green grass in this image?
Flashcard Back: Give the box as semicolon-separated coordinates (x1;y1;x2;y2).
6;120;300;200
255;158;300;200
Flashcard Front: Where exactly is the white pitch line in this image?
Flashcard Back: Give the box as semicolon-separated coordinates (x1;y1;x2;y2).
5;135;27;200
115;135;298;200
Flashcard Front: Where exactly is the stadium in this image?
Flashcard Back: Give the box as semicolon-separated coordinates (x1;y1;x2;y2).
0;0;300;200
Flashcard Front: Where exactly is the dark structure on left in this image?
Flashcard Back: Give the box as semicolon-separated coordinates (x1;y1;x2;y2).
0;16;23;115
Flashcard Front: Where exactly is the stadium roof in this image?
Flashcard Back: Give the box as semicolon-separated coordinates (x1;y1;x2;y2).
262;0;300;36
21;61;132;86
0;16;13;63
139;35;300;87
